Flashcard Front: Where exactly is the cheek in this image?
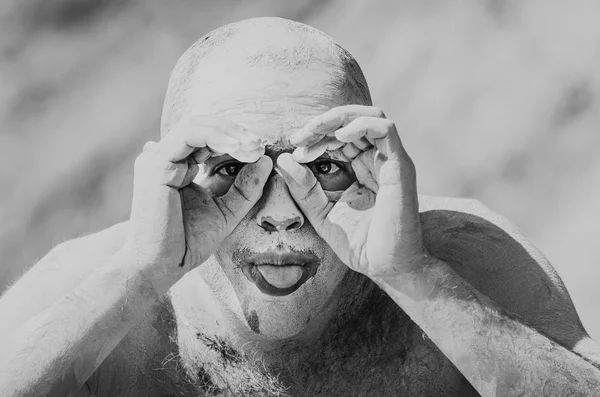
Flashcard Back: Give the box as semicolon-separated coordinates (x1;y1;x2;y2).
311;246;348;288
215;209;263;263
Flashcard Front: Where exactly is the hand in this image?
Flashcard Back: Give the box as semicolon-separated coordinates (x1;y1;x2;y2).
277;105;426;278
124;115;272;289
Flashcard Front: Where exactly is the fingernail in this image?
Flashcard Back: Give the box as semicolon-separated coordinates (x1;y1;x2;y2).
192;148;211;164
230;147;265;163
293;145;327;163
255;155;273;174
328;148;351;162
326;140;345;151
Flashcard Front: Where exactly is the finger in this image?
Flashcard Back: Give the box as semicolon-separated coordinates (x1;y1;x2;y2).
204;134;242;154
339;182;376;211
180;158;199;187
292;137;343;163
373;123;407;163
291;105;385;146
375;142;419;215
158;116;262;162
354;137;373;151
369;151;421;267
277;153;332;229
229;146;266;163
368;125;420;263
159;126;237;162
215;156;273;227
278;153;365;267
351;150;379;193
341;143;362;160
191;147;211;164
143;141;158;152
328;147;351;162
335;117;393;143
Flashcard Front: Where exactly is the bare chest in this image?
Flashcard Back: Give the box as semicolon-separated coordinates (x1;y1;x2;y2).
86;294;478;397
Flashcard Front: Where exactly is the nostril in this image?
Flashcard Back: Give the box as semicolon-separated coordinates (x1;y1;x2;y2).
258;216;303;232
260;220;278;233
285;221;301;231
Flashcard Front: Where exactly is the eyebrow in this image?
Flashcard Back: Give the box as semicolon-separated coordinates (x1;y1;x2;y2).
264;145;294;158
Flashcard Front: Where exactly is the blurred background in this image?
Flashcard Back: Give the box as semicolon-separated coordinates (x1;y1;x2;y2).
1;0;599;340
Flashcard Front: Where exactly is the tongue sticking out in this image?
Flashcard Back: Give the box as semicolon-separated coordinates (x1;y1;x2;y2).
255;265;305;289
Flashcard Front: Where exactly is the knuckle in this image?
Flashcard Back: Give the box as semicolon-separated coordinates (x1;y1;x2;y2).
143;140;157;152
180;128;194;143
356;116;370;128
134;151;152;168
371;106;385;118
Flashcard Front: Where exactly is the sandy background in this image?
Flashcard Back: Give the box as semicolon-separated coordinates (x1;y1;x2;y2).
1;0;599;340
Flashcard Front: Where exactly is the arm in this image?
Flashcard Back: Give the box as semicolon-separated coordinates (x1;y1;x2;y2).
418;198;600;365
0;247;181;397
0;222;128;338
373;254;600;396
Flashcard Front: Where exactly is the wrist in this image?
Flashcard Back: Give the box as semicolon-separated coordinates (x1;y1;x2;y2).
365;247;432;280
114;246;185;297
369;252;443;299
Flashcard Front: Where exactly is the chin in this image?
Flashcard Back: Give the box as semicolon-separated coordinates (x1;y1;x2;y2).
233;265;347;339
236;283;312;336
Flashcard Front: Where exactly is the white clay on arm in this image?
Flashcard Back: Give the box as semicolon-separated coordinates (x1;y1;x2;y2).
0;223;128;339
0;246;169;396
418;196;600;367
371;256;600;397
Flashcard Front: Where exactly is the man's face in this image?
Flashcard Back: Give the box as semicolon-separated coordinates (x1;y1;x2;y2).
185;59;359;338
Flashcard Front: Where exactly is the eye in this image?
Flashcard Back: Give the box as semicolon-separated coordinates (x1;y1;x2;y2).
197;156;246;197
309;160;355;192
215;162;245;177
312;162;340;175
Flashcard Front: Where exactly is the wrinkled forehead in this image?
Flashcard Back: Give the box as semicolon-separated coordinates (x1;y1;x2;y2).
183;61;348;144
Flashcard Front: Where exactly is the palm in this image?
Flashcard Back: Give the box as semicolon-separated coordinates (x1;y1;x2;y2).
322;202;373;269
180;184;236;267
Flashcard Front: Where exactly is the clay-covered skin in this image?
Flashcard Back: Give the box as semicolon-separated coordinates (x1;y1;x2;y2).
163;20;367;342
55;17;597;396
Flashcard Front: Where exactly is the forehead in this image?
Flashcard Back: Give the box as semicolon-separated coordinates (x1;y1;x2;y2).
184;61;348;142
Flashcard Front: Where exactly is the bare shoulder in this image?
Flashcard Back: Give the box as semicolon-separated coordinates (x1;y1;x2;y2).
4;221;129;292
56;221;129;260
418;195;600;360
0;222;131;335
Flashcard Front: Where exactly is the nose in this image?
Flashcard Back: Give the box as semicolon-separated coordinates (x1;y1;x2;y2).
256;175;304;232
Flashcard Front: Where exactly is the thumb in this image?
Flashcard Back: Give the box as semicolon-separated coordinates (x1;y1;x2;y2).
215;155;273;230
276;153;332;231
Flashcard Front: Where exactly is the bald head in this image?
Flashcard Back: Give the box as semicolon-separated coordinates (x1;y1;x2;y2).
160;17;372;137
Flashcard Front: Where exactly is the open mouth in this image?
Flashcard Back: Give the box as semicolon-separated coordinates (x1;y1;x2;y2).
241;251;319;296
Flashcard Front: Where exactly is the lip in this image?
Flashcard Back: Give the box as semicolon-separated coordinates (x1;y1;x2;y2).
241;251;319;296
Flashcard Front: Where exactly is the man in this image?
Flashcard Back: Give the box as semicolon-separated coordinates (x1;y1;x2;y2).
1;17;599;396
